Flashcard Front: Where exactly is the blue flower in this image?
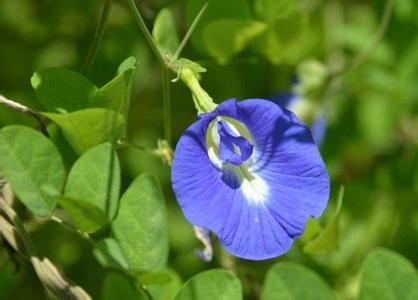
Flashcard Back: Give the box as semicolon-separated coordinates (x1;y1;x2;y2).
272;92;327;146
172;99;330;260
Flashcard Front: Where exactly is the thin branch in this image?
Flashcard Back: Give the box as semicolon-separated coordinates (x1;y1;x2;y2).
127;0;172;145
0;94;49;136
349;0;394;70
173;2;209;60
82;0;112;74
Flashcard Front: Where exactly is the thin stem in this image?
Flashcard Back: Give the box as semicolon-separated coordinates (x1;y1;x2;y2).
82;0;112;74
173;2;209;60
0;94;49;136
350;0;394;70
127;0;172;145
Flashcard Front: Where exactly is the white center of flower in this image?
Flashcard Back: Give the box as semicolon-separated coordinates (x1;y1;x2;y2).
205;116;269;204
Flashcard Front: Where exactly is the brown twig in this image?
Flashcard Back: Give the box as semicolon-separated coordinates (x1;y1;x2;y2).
0;94;49;136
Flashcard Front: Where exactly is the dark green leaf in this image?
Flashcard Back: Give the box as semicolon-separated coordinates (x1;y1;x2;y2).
112;174;168;272
175;269;242;300
31;68;97;113
261;263;335;300
152;8;180;58
94;238;129;271
137;271;173;285
0;126;65;217
59;197;107;233
359;248;418;300
102;272;148;300
64;143;120;221
43;108;125;154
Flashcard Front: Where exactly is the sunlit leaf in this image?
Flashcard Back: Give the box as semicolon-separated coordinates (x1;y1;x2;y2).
112;174;168;272
359;248;418;300
64;143;120;221
175;269;242;300
0;126;65;217
43;108;125;154
261;263;335;300
153;8;179;58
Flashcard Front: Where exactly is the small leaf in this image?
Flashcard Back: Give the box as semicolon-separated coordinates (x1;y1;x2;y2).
64;143;120;221
175;269;242;300
102;272;148;300
261;263;335;300
203;19;266;63
43;108;125;154
59;197;107;233
31;68;97;113
148;270;182;300
303;186;344;253
359;248;418;300
152;8;180;58
89;57;137;119
94;238;129;271
0;126;65;217
112;174;168;272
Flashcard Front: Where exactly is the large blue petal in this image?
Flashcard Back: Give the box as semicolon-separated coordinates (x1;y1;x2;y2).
172;99;330;260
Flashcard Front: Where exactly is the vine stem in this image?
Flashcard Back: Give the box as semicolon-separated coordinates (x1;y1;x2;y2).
127;0;172;145
0;94;49;136
82;0;112;74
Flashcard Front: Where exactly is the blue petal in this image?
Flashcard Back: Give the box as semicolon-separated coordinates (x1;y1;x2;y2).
172;99;330;260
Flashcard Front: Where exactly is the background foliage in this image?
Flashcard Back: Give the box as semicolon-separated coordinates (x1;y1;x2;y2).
0;0;418;299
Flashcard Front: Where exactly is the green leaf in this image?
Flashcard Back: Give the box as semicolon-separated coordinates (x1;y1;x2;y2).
112;174;168;272
261;263;335;300
43;108;125;154
152;8;180;58
31;68;97;113
303;186;344;253
186;0;252;54
102;272;148;300
359;248;418;300
175;269;242;300
0;126;65;217
203;19;266;63
255;0;298;23
137;271;173;285
148;270;182;300
64;143;120;221
89;57;137;119
94;238;130;271
58;197;107;233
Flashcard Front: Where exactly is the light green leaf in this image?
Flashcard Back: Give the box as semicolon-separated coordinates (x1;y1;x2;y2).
64;143;120;221
112;174;168;272
31;68;97;113
0;126;65;217
94;238;129;271
261;263;335;300
137;271;173;285
175;269;242;300
148;270;182;300
43;108;125;154
359;248;418;300
255;0;298;23
303;186;344;253
186;0;251;54
203;19;266;63
152;8;180;58
89;57;137;119
59;197;107;233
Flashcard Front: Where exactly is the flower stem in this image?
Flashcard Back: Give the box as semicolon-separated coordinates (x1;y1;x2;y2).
127;0;172;145
173;2;209;60
82;0;112;74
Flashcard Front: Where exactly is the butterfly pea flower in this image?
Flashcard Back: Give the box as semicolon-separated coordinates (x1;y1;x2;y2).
172;98;330;260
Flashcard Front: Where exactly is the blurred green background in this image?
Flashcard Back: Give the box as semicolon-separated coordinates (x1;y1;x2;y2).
0;0;418;299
